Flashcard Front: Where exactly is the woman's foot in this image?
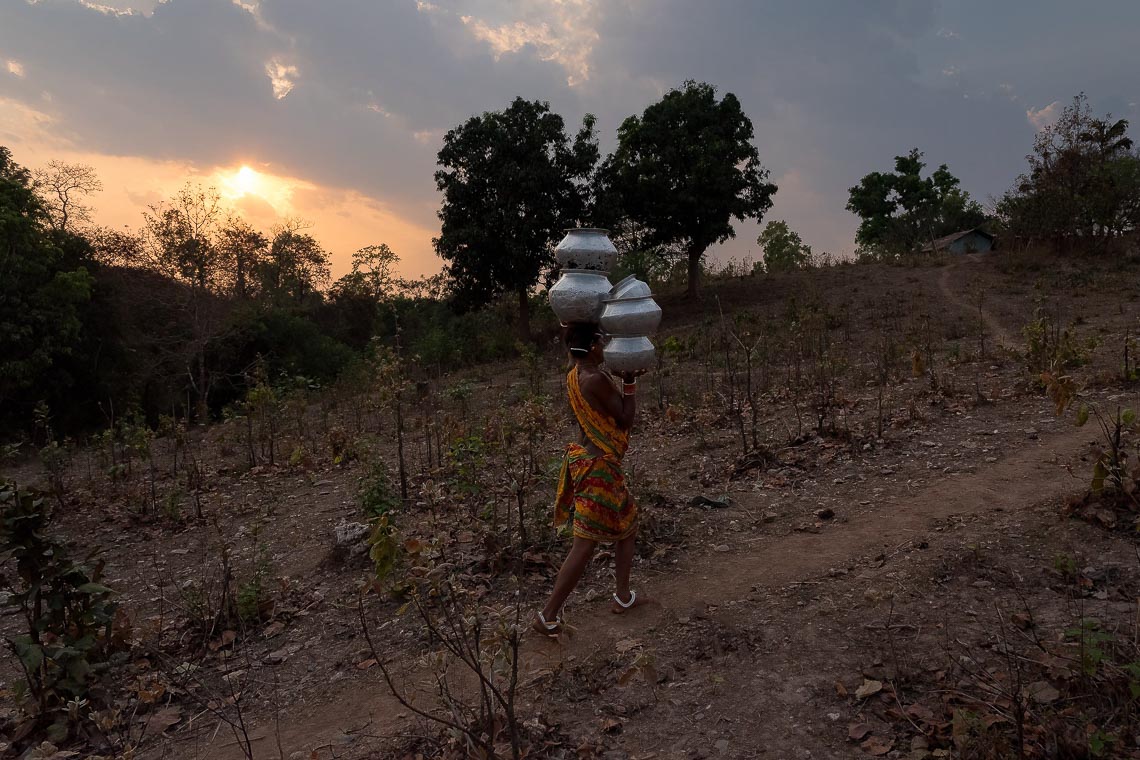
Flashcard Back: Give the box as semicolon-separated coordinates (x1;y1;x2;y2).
531;610;562;636
610;590;647;614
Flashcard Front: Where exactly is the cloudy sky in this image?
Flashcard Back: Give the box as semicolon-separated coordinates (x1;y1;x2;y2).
1;0;1137;278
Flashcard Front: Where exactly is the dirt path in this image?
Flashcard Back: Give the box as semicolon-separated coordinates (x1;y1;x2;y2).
938;256;1015;350
203;420;1090;759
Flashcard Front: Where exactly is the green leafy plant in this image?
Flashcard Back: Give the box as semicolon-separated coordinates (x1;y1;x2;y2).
359;461;401;519
1072;403;1136;497
236;543;274;624
446;434;487;497
1023;287;1096;376
1065;618;1113;677
444;379;475;420
1124;660;1140;699
367;514;399;582
1052;552;1078;581
326;425;359;465
38;440;69;509
288;443;312;469
162;488;184;523
1089;728;1118;757
1044;372;1140;520
0;481;119;741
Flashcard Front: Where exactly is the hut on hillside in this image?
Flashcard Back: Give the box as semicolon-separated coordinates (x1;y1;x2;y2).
921;228;995;255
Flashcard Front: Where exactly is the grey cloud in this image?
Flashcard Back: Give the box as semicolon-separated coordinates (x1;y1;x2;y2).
1;0;1136;260
0;0;581;227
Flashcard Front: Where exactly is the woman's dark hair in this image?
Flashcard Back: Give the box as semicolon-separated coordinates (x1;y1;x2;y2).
563;322;600;355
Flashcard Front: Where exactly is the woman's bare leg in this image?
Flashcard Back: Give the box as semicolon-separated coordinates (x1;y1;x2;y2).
541;537;596;621
612;530;637;610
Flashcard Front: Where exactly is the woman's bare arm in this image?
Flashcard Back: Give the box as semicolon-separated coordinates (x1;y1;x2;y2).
581;371;637;431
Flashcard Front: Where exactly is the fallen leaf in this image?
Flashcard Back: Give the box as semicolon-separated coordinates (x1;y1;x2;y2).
860;736;894;756
263;621;286;638
905;703;935;723
848;723;872;741
835;680;848;697
575;740;598;758
855;679;883;699
1025;681;1060;704
356;658;378;670
149;706;182;734
1092;509;1117;529
615;638;642;654
600;717;622;734
208;630;237;651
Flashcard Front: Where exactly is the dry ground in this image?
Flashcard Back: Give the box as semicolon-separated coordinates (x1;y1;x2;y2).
4;252;1140;760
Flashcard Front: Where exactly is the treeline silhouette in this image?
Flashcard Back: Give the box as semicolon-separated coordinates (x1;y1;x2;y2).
0;148;533;441
4;88;1138;444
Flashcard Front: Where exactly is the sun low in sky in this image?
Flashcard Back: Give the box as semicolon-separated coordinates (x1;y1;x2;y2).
217;164;294;211
2;0;1136;278
232;165;259;196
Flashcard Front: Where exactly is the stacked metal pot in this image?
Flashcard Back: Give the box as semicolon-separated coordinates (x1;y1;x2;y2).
548;229;661;373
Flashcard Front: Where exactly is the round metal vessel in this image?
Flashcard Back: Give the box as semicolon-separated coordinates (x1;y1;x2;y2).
603;335;657;373
554;228;618;272
609;274;652;300
548;269;612;324
599;295;662;336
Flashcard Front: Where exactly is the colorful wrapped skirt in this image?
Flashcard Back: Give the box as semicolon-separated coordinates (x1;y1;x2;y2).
553;443;638;542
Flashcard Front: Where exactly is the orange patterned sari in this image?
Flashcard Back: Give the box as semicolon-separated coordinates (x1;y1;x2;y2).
553;366;638;542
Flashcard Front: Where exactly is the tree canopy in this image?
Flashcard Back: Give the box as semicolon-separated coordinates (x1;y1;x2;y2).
757;220;812;274
0;147;94;417
996;94;1139;253
32;160;102;233
433;97;598;339
847;149;986;258
595;80;777;297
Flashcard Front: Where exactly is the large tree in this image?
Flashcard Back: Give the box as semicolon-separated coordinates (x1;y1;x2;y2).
757;220;812;273
331;244;400;303
595;80;777;297
0;147;93;416
217;215;268;301
434;97;598;340
142;183;224;290
141;183;228;420
996;94;1138;253
847;149;986;257
32;160;102;233
259;222;330;307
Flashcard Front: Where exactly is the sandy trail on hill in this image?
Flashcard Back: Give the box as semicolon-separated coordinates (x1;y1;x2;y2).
938;255;1016;350
202;415;1089;759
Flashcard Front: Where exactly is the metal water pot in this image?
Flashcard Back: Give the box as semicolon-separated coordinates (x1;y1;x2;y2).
555;228;618;272
609;274;653;300
548;269;612;324
603;335;657;374
599;295;662;336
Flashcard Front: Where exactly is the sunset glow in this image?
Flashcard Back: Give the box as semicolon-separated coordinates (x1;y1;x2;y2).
219;164;269;200
2;0;1136;278
215;164;301;217
234;165;258;195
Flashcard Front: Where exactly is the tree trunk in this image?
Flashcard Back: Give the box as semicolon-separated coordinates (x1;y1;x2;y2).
196;356;209;423
686;246;704;298
517;288;531;342
395;388;408;501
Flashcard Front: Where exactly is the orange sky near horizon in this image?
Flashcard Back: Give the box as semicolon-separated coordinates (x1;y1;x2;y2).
0;97;443;280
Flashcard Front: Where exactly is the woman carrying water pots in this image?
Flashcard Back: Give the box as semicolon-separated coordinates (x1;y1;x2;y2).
533;322;648;636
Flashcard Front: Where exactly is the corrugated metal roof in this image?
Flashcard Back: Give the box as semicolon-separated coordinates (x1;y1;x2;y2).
922;228;994;252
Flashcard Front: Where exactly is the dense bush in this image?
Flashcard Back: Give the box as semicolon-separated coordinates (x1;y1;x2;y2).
0;481;122;742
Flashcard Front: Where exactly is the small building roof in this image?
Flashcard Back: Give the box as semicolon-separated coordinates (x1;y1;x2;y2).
922;228;994;252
